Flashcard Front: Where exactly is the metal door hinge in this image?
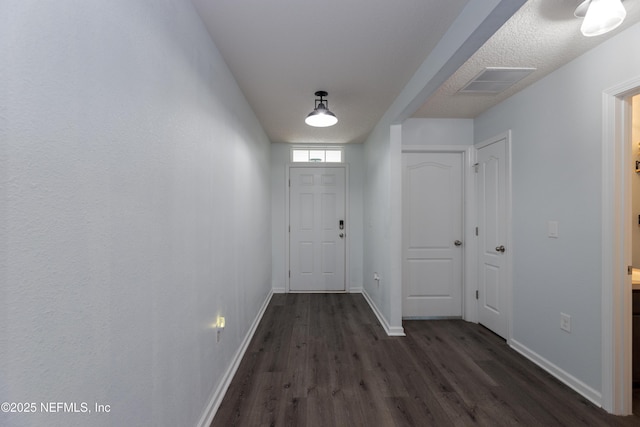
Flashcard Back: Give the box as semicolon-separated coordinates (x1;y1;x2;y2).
475;290;479;300
473;163;479;173
628;265;633;275
475;227;479;236
289;270;291;278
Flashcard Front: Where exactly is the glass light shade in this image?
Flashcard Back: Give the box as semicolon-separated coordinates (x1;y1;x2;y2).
581;0;626;37
305;104;338;127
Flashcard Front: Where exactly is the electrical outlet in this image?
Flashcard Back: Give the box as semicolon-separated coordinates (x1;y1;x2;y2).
560;312;571;333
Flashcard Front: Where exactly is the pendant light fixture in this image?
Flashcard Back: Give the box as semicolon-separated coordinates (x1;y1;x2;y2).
574;0;626;37
305;91;338;127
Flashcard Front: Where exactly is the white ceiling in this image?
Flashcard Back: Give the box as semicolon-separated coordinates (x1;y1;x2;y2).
192;0;640;143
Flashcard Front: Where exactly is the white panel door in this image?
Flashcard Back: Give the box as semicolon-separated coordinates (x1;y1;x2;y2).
290;167;346;292
402;152;463;317
477;137;509;338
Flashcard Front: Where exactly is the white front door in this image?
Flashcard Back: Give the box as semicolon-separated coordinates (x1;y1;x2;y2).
289;167;346;292
477;136;510;339
402;152;463;317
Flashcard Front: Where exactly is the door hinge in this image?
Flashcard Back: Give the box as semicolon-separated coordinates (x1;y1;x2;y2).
628;265;633;275
473;163;479;173
289;270;291;278
288;179;290;187
475;227;479;236
475;290;479;300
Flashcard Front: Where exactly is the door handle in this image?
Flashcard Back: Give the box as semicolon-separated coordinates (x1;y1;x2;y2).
454;240;462;246
495;245;505;253
339;233;344;239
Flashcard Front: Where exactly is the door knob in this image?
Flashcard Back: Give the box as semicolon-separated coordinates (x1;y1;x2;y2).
339;233;344;238
454;240;462;246
495;245;505;253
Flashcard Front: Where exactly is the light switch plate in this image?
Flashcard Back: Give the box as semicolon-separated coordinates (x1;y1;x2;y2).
560;312;571;332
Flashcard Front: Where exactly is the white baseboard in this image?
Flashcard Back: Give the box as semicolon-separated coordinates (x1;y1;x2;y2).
510;339;602;407
361;288;405;337
272;287;286;294
349;286;363;293
197;289;274;427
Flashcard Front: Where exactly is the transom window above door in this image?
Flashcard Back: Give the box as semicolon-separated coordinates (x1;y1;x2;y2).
291;147;344;163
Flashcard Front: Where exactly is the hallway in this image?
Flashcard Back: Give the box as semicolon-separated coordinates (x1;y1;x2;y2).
212;294;639;426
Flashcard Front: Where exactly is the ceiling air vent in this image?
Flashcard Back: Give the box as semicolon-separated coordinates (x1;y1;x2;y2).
458;67;536;94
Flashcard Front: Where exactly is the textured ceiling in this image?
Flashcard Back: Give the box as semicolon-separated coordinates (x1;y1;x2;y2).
413;0;640;118
193;0;640;142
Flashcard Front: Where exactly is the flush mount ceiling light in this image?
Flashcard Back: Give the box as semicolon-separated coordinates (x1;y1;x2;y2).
574;0;626;37
305;91;338;127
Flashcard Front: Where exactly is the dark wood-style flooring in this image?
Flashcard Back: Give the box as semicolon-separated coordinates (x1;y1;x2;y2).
212;293;640;426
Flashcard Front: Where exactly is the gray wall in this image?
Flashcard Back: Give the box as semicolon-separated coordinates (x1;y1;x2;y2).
0;1;271;426
402;118;473;146
474;21;640;395
362;1;504;334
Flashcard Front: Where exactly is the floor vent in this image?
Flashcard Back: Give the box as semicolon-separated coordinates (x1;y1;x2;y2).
458;67;536;94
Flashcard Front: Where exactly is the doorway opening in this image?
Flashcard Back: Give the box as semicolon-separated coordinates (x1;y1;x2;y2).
602;77;640;415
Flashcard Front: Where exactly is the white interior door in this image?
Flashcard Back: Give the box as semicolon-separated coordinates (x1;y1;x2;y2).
402;152;463;318
289;167;346;292
477;136;509;339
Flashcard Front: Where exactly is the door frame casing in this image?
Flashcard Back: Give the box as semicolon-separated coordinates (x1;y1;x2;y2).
475;131;513;343
401;145;478;321
602;78;639;414
285;164;350;293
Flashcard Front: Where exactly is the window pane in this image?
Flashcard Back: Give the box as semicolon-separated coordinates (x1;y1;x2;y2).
291;147;343;163
309;150;325;162
325;150;342;162
292;150;309;162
